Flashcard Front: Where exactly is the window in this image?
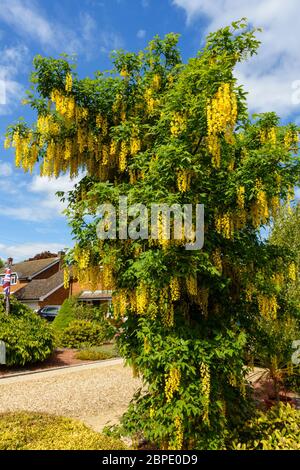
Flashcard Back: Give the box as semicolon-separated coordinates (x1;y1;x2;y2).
0;272;18;286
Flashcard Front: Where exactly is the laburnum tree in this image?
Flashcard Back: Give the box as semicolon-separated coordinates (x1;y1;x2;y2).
5;20;300;449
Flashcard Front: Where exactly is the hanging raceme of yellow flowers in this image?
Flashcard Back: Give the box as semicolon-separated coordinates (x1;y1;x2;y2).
212;249;222;273
65;72;73;92
186;275;197;296
130;137;141;155
237;186;245;210
63;269;70;289
165;367;181;403
169;416;183;451
251;180;269;227
152;73;161;91
170;277;181;301
206;82;237;167
200;362;210;424
170;112;187;137
207;134;221;169
284;129;298;151
245;283;256;302
102;264;114;289
157;213;170;249
215;212;234;239
257;294;278;320
177;169;191;192
136;283;148;314
288;262;297;282
112;290;128;317
196;288;209;316
119;141;128;172
145;88;157;114
260;127;276;145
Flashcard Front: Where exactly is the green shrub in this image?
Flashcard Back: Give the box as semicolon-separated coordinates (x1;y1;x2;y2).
60;319;114;348
75;344;119;361
52;296;78;331
0;411;126;450
228;403;300;450
0;297;54;366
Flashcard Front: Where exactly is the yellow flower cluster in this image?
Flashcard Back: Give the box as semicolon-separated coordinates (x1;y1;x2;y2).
51;90;75;119
119;141;128;172
130;137;141;156
177;170;191;192
288;262;297;282
200;362;210;423
152;74;161;91
73;245;90;270
120;69;129;78
186;275;197;296
136;283;148;314
174;416;183;450
149;407;155;419
170;112;187;137
145;88;157;113
215;213;234;239
270;195;280;217
102;265;114;289
170;277;181;301
237;186;245;209
157;213;170;249
212;249;222;273
63;269;70;289
207;134;221;168
206;83;237;167
260;127;276;145
284;130;298;151
251;180;269;227
257;294;278;320
112;290;128;317
65;72;73;92
165;368;181;402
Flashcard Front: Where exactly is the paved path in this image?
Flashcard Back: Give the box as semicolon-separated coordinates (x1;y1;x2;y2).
0;359;141;432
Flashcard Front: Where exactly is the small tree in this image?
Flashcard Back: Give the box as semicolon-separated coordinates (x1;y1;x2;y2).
5;20;300;449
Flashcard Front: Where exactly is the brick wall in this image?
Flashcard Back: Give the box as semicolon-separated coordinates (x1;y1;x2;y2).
39;286;70;308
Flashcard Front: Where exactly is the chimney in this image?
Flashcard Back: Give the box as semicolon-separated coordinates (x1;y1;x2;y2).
7;257;13;267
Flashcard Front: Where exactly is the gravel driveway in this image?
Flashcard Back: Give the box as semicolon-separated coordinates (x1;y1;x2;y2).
0;359;141;431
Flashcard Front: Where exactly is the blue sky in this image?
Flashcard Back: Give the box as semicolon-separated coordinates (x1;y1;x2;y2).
0;0;299;261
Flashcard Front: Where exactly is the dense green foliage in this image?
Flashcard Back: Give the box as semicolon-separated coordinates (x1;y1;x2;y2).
60;319;115;348
52;296;78;330
6;19;300;449
0;412;126;450
0;297;54;366
228;403;300;450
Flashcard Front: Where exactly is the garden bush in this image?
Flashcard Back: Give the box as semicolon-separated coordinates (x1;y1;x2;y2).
52;296;78;331
60;319;114;348
0;297;54;366
228;403;300;450
0;411;126;450
75;344;119;361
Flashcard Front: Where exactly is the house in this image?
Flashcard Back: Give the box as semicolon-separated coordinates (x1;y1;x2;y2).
0;255;68;311
0;254;112;310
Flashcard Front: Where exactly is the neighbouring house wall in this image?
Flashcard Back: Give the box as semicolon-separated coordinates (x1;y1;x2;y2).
70;279;107;296
0;279;28;295
39;286;70;308
33;262;60;280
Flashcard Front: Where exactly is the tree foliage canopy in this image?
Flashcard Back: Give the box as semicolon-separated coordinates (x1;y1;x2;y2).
5;19;300;449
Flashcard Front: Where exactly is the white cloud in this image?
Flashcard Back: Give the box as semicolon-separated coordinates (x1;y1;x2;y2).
0;44;29;113
0;242;66;262
0;0;123;57
172;0;300;117
0;162;12;177
137;29;146;39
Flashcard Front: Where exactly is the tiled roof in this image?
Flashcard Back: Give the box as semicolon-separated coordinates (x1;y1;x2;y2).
0;257;59;279
79;290;112;300
14;270;64;301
